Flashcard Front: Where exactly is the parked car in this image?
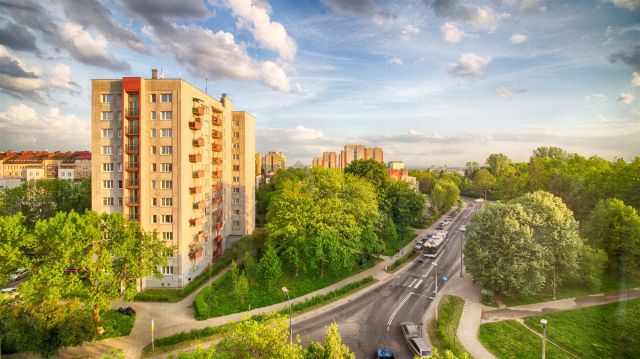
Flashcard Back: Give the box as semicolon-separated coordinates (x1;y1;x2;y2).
436;224;444;230
376;347;394;358
1;286;17;293
400;322;432;358
9;269;29;281
414;241;423;250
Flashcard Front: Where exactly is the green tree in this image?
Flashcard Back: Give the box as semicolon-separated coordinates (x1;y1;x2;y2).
473;169;496;198
0;214;32;284
235;271;249;304
387;181;426;241
485;153;512;178
242;250;258;287
344;159;391;205
258;245;282;288
530;146;568;160
323;322;355;359
230;259;239;290
584;198;640;274
431;179;459;212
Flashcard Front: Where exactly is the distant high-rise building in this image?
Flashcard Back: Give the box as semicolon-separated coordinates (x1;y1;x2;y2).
312;156;322;167
255;153;261;176
322;151;338;168
91;71;255;289
262;151;286;173
366;147;384;163
338;144;383;169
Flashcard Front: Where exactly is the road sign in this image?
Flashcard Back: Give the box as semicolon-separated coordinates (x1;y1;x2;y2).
441;274;448;282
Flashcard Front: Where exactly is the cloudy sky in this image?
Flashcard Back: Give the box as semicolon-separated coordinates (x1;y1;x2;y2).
0;0;638;167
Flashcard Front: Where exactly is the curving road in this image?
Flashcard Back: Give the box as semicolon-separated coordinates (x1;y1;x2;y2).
295;201;479;359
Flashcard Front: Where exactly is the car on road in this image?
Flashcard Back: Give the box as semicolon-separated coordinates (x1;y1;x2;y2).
414;241;424;250
1;286;17;293
9;269;29;281
400;322;432;358
376;347;394;358
436;223;445;230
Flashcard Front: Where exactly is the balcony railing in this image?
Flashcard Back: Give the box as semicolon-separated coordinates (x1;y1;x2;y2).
125;126;139;135
189;217;203;227
193;138;204;147
125;108;139;118
212;157;222;165
212;170;221;178
196;231;205;242
125;144;139;153
189;119;202;131
215;235;223;244
212;143;222;152
212;183;221;191
125;162;139;171
189;186;202;194
214;246;223;257
192;106;205;116
126;197;140;206
193;170;205;178
214;196;222;204
193;200;207;210
125;180;139;188
212;130;222;139
189;154;202;163
212;116;222;126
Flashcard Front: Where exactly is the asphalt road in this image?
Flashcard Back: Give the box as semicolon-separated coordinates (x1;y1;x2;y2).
295;202;479;359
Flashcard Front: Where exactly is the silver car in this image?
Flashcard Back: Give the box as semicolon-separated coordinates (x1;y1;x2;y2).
400;322;432;358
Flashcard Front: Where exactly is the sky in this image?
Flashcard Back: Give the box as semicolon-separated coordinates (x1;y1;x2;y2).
0;0;638;167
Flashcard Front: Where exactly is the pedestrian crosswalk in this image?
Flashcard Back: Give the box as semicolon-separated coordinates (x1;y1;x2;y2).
402;278;424;289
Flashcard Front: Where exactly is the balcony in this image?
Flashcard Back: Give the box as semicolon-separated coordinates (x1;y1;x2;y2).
125;126;139;135
125;162;139;171
125;108;139;118
192;106;205;116
212;183;221;191
212;170;221;178
126;197;140;206
212;130;222;139
215;196;222;204
189;186;202;194
193;200;207;209
125;179;139;188
189;154;202;163
212;116;222;126
125;144;139;153
193;137;205;147
215;209;223;217
189;248;203;260
215;235;223;244
196;231;205;243
128;213;139;221
189;119;202;131
212;157;222;165
193;170;204;178
212;143;222;152
215;222;223;230
189;217;203;227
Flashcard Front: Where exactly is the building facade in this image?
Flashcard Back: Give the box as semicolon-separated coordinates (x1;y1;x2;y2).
262;151;286;174
322;151;338;168
338;144;384;169
0;150;91;181
91;73;255;289
231;111;256;237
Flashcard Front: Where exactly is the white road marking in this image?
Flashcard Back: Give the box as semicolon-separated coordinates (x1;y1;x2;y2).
387;292;414;326
407;278;417;288
413;279;423;289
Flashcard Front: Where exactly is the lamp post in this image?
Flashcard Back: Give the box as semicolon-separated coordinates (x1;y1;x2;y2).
282;287;292;344
540;319;547;359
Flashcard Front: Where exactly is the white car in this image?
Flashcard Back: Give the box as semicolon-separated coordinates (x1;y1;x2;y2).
414;241;424;250
9;269;29;281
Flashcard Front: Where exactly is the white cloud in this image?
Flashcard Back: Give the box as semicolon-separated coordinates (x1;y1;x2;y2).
585;93;608;102
400;24;420;39
0;45;44;100
496;86;512;99
441;22;466;43
60;22;129;71
225;0;297;61
49;64;81;93
0;104;90;150
388;57;403;65
631;72;640;87
510;34;527;44
504;0;540;9
466;7;509;33
608;0;640;10
448;53;492;78
619;92;636;104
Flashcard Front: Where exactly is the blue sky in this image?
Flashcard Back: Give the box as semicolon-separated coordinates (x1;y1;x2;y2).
0;0;638;167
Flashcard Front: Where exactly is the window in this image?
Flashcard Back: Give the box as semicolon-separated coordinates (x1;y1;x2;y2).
102;163;114;172
116;146;122;155
233;176;240;182
162;232;173;241
234;120;240;126
116;129;122;138
233;165;240;171
101;146;113;155
233;143;240;149
102;197;114;206
161;128;172;137
161;163;172;172
151;180;157;189
161;146;172;155
117;197;123;206
232;198;240;204
116;94;122;103
118;180;122;189
232;220;240;228
161;266;174;275
101;111;113;121
234;132;240;138
150;111;157;120
233;154;240;160
232;187;240;193
101;129;113;138
102;180;114;189
161;180;172;189
235;209;240;215
150;128;157;137
151;198;157;207
116;111;122;121
150;146;157;155
161;198;173;206
117;163;122;172
151;215;157;224
160;111;172;120
161;93;172;102
150;163;157;172
161;214;173;223
150;94;157;103
101;94;113;103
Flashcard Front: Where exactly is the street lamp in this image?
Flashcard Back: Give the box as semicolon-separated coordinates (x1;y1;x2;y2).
282;287;292;344
540;319;547;359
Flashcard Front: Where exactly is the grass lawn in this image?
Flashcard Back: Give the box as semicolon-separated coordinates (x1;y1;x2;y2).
195;258;379;319
98;310;135;340
428;295;468;358
504;271;640;307
479;320;574;359
523;298;640;359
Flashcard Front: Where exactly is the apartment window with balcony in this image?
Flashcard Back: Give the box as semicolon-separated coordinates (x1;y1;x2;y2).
161;214;173;223
161;266;174;275
150;146;157;155
162;232;173;241
161;128;172;137
151;163;157;172
150;128;157;137
102;180;114;189
161;93;172;102
160;163;172;172
101;94;113;103
233;176;240;182
101;129;113;138
152;198;157;207
234;131;240;138
151;215;157;224
232;187;240;193
150;111;157;120
161;198;173;206
235;209;240;215
102;197;114;206
160;180;172;189
150;94;157;103
117;197;122;206
101;146;113;155
102;163;114;172
160;111;172;120
161;146;172;155
101;111;113;121
233;165;240;171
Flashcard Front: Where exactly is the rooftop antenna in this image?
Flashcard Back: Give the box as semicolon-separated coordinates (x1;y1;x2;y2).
205;76;208;94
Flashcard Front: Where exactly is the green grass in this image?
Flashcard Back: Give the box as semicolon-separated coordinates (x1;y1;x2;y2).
195;258;379;319
479;320;574;359
504;271;640;307
145;277;376;356
385;251;418;273
383;228;417;256
428;295;468;358
97;310;135;340
523;298;640;359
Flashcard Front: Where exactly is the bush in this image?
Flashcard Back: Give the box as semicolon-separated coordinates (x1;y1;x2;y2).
194;286;212;320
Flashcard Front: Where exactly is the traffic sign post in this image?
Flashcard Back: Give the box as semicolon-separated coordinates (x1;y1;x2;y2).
151;319;155;352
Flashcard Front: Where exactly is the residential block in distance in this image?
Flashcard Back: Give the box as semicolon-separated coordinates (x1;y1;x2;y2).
91;70;255;289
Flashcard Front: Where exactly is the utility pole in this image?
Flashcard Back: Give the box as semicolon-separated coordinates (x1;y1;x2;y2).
460;230;464;277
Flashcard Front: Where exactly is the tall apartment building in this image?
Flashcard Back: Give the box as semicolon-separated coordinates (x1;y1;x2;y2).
231;112;256;236
91;72;255;289
366;147;384;163
322;151;338;168
311;156;322;167
255;153;261;176
339;144;384;169
262;151;286;174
